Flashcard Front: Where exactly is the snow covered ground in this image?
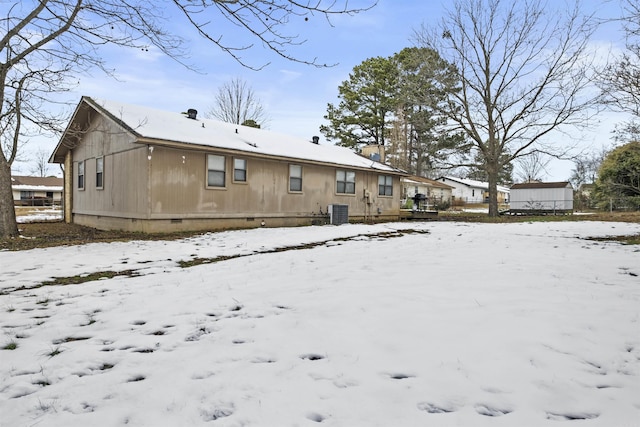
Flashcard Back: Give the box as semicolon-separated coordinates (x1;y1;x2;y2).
1;220;639;426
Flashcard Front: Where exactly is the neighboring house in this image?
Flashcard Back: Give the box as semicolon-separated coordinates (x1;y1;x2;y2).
509;181;574;214
437;176;510;204
401;176;454;208
11;175;63;206
49;97;406;233
578;183;595;198
575;183;595;210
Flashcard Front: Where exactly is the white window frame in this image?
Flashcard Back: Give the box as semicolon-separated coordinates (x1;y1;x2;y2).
289;164;302;192
233;158;247;183
336;169;356;194
207;154;226;188
96;157;104;189
378;175;393;196
78;160;85;190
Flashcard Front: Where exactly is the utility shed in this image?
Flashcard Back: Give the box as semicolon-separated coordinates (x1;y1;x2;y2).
509;181;574;214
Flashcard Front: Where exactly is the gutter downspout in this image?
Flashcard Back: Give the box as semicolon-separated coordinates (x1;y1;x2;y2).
64;151;73;223
147;145;153;222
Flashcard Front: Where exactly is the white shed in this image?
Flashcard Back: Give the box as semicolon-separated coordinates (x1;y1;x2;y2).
509;181;573;214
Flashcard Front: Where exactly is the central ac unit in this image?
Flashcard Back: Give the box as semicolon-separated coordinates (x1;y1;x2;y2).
328;204;349;225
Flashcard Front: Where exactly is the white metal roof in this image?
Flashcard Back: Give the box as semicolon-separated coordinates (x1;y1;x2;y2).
11;176;63;192
442;176;510;193
12;185;62;192
86;97;402;174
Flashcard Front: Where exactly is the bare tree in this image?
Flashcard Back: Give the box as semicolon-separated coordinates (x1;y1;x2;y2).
30;147;53;177
569;147;609;189
413;0;600;216
208;77;268;127
0;0;376;238
514;151;550;183
601;0;640;142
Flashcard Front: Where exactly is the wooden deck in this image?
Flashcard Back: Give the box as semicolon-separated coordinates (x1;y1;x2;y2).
400;209;439;220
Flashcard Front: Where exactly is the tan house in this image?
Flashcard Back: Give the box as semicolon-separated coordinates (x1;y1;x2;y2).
49;97;405;233
12;175;63;206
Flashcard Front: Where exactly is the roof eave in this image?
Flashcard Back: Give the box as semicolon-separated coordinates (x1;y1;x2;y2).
135;137;406;175
50;96;140;164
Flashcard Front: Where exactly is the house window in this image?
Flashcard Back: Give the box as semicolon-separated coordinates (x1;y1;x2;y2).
207;154;226;187
378;175;393;196
20;191;34;200
234;158;247;182
96;157;104;189
336;170;355;194
78;161;85;190
289;164;302;192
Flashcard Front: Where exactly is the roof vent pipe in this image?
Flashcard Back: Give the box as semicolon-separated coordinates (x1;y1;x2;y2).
187;109;197;120
312;136;320;144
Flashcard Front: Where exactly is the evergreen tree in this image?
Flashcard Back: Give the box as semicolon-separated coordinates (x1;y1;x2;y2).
320;56;399;150
392;47;465;176
321;48;463;175
595;141;640;210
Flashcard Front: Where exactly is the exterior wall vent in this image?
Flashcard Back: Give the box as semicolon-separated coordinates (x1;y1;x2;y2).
328;204;349;225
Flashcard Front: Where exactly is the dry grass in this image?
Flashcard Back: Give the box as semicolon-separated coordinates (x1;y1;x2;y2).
2;211;639;252
1;221;201;251
439;209;640;223
14;206;61;217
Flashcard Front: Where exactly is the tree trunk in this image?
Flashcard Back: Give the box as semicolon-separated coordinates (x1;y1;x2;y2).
0;156;19;238
487;166;499;217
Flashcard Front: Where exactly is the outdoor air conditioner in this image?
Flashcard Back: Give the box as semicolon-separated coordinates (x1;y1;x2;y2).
328;204;349;225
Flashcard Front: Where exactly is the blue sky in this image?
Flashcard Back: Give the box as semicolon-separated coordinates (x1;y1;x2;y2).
11;0;632;181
